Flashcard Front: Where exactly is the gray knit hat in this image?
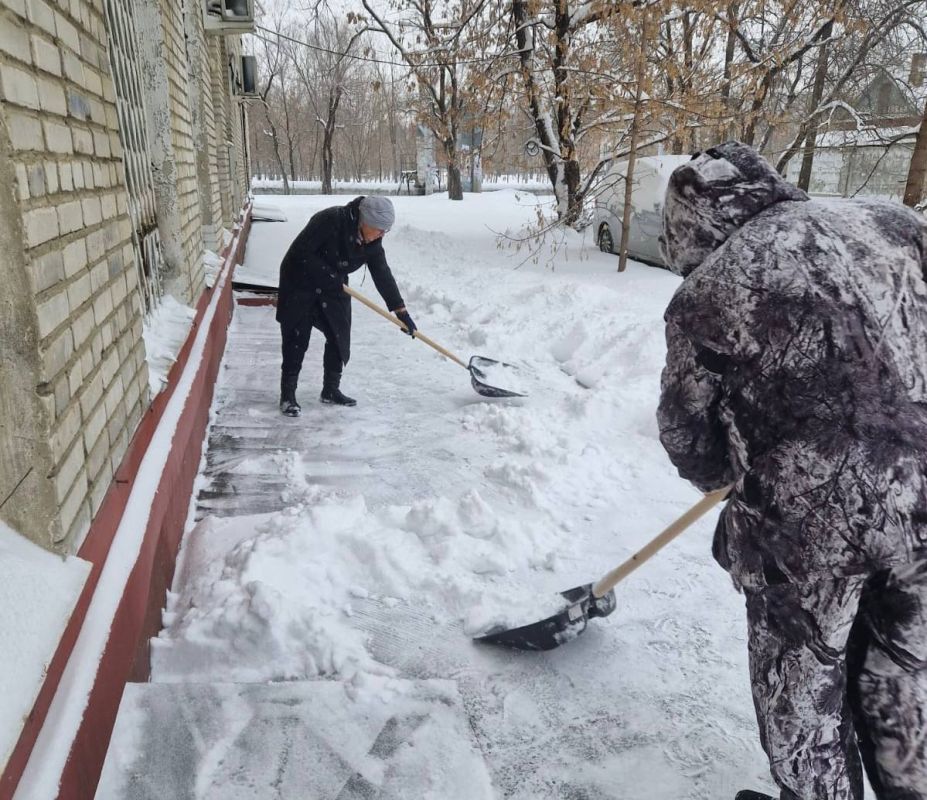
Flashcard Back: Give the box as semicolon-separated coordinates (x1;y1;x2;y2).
358;196;395;231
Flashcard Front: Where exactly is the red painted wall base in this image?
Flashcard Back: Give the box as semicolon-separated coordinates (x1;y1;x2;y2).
235;295;276;307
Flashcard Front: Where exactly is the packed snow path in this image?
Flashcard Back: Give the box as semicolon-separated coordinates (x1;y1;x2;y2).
103;194;775;799
98;679;492;798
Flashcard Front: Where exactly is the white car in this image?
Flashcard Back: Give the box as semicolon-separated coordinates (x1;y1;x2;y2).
592;154;690;266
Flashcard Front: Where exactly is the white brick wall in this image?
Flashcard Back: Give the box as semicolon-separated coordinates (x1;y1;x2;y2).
1;64;40;108
24;206;60;246
31;34;60;74
1;0;250;553
0;0;147;549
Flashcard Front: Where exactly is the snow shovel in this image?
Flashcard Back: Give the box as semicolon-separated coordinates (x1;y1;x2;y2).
343;285;525;398
474;485;732;651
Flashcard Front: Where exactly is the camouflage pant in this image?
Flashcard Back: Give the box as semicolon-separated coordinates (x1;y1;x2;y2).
745;560;927;800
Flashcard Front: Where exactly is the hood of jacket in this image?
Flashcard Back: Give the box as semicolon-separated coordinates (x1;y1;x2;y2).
660;141;809;277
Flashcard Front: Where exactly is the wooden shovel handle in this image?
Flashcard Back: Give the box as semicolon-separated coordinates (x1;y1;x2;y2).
592;484;733;598
342;285;468;369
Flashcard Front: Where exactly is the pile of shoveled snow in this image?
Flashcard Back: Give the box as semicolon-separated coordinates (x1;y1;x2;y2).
153;488;565;683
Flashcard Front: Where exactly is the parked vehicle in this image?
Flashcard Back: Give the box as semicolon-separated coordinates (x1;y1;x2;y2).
592;154;691;267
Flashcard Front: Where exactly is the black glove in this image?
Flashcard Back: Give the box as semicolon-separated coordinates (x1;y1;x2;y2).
395;309;417;337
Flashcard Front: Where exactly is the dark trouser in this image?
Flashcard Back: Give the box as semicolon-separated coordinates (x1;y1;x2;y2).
745;561;927;800
280;317;343;383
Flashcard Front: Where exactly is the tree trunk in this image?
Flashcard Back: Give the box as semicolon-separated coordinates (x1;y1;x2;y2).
618;12;649;273
903;95;927;207
552;0;583;226
445;138;463;200
512;0;561;209
562;158;581;226
309;125;319;182
322;124;334;194
287;135;297;186
682;11;696;152
392;120;401;182
387;83;400;181
321;87;342;195
280;90;297;188
264;107;290;195
797;21;832;190
718;3;739;142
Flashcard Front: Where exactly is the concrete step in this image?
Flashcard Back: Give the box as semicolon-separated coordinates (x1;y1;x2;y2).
96;679;493;799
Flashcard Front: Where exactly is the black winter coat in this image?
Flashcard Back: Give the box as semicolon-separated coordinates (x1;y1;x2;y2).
657;142;927;588
276;196;405;365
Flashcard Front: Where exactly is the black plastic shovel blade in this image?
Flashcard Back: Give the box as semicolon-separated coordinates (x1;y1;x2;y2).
474;584;617;651
468;356;527;398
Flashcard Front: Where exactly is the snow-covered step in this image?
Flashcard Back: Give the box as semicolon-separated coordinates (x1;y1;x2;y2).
96;679;492;799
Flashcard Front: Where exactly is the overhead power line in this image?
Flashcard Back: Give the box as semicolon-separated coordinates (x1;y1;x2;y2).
253;24;516;68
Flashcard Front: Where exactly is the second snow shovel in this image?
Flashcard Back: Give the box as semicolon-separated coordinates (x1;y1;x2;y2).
474;485;732;651
343;285;525;398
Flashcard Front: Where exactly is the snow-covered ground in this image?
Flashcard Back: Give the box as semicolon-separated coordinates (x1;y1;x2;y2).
0;521;89;772
141;191;774;798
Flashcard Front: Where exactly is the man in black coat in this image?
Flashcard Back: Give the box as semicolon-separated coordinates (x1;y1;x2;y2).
658;142;927;800
276;195;416;416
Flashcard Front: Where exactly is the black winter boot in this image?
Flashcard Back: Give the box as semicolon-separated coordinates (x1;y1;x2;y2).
320;370;356;406
735;792;775;800
280;376;301;417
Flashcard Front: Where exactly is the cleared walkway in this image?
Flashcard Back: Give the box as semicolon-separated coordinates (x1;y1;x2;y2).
98;190;771;798
97;679;490;799
97;302;494;799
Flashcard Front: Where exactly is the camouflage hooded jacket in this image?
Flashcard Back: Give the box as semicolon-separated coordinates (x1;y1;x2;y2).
657;142;927;588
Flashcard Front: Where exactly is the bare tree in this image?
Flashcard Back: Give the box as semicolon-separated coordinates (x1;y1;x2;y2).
618;9;652;273
500;0;626;223
655;5;727;154
722;2;845;147
373;59;407;181
717;2;741;140
289;10;368;193
256;16;295;192
795;19;833;189
359;0;495;201
247;0;927;215
253;20;319;185
774;0;927;175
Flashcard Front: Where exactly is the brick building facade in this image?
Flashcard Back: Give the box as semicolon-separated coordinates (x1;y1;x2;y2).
0;0;254;794
0;0;251;556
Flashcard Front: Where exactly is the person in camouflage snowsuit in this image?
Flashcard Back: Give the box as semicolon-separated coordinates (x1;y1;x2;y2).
657;141;927;800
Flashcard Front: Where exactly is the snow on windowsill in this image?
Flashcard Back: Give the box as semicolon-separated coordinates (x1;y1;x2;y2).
219;227;234;254
0;521;90;772
143;295;196;398
203;249;223;289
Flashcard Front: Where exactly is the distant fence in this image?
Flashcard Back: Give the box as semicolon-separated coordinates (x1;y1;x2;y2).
250;176;554;197
253;186;399;197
